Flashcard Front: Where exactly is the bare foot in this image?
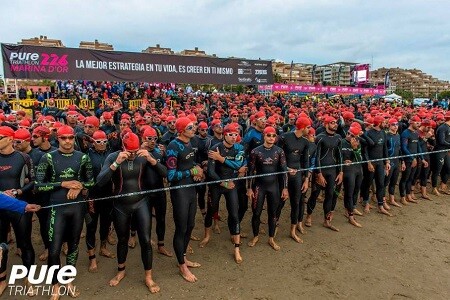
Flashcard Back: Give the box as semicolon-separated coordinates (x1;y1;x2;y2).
383;202;391;210
348;217;362;228
213;222;221;234
304;215;312;227
109;270;126;287
389;200;402;208
432;188;441;196
187;244;194;254
100;247;116;259
157;245;173;257
406;196;418;204
145;279;160;294
88;258;98;273
234;248;243;264
190;235;200;241
353;209;363;216
39;249;48;261
248;236;259;247
185;259;201;268
421;194;432;200
67;283;80;298
364;203;370;214
240;232;248;238
50;284;61;300
128;236;136;248
296;222;306;234
378;206;393;216
107;231;117;245
199;236;210;248
268;238;281;251
323;221;339;232
290;231;303;243
179;264;197;283
400;197;408;205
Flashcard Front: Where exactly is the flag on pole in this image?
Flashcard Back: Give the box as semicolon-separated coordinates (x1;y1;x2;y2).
384;70;390;88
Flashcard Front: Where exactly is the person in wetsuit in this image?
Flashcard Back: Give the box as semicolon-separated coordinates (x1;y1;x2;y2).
199;123;246;264
0;126;36;296
360;116;392;216
277;116;310;243
141;127;172;257
305;116;343;231
431;112;450;195
96;132;160;293
85;130;115;273
384;118;405;208
166;117;204;283
246;126;288;251
35;125;94;299
399;116;426;205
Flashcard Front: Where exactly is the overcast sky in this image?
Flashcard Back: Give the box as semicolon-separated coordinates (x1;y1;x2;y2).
2;0;450;80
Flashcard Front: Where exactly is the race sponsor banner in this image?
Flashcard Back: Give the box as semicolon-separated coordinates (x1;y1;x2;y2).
258;84;386;95
1;44;273;85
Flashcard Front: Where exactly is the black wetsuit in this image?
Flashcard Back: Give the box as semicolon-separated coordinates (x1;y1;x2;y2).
166;138;197;265
431;123;450;187
307;131;343;219
415;134;433;187
143;146;168;245
85;147;113;252
247;144;287;237
360;128;388;206
385;132;402;196
0;151;35;276
194;135;208;213
341;138;363;215
206;142;245;235
277;132;310;224
399;128;422;197
97;152;154;270
35;149;94;284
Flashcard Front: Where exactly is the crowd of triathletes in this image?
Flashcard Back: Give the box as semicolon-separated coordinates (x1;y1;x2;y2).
0;83;449;297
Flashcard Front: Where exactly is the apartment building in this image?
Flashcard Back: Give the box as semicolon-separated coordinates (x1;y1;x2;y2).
79;39;114;51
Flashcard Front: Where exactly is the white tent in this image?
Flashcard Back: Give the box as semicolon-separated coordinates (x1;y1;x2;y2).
384;93;402;100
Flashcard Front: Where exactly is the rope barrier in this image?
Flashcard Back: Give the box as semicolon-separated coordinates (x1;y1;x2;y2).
39;148;450;209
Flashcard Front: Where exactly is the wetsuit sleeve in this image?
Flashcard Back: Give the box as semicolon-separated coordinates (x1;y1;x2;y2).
35;153;63;192
20;154;35;193
0;193;27;214
436;126;450;147
79;154;95;189
383;131;389;163
151;156;167;177
301;139;310;176
315;137;323;174
401;130;412;156
247;149;257;189
279;149;288;189
417;140;424;160
207;157;220;181
96;153;118;187
166;143;191;183
223;145;245;170
337;138;343;173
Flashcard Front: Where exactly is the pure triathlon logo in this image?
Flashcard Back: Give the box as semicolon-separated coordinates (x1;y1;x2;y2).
8;51;69;73
7;265;77;297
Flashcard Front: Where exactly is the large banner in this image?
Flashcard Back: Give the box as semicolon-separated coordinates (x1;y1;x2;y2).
259;84;386;95
1;44;273;85
351;64;370;85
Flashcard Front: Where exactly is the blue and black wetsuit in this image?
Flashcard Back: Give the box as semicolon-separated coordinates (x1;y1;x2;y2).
35;149;94;284
166;138;197;265
341;138;363;215
385;132;402;196
399;128;422;197
206;142;245;235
